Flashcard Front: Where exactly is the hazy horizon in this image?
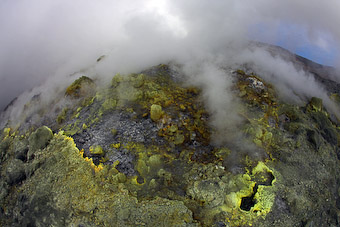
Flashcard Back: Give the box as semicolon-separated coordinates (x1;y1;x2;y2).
0;0;339;112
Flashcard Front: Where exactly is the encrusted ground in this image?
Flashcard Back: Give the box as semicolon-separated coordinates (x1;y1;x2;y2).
1;64;340;226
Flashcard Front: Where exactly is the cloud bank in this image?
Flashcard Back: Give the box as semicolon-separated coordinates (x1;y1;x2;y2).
0;0;340;131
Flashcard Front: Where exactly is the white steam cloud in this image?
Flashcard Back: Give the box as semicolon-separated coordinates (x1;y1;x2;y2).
1;0;340;129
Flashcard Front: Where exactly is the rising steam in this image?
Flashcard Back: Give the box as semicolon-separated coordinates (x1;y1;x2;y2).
0;0;340;132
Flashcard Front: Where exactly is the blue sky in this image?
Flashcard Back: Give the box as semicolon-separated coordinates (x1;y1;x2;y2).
276;23;338;66
293;43;338;67
249;22;339;67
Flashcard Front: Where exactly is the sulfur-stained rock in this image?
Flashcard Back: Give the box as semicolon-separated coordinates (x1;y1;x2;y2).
102;98;117;111
56;108;69;124
2;63;340;227
150;104;163;121
187;179;225;208
111;73;124;87
174;133;185;145
131;74;145;88
28;126;53;160
307;97;323;112
65;76;95;98
90;145;105;156
278;104;302;123
95;195;195;226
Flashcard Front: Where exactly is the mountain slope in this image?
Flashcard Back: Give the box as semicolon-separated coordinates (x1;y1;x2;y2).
1;52;340;226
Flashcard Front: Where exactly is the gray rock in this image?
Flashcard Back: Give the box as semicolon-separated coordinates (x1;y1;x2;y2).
0;137;12;162
13;137;28;161
0;180;8;203
28;126;53;160
6;159;26;185
307;130;321;150
25;159;43;178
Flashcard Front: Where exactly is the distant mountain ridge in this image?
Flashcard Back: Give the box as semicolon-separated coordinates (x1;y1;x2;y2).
253;42;340;94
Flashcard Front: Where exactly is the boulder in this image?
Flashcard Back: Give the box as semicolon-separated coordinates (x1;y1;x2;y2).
13;138;29;161
28;126;53;160
150;104;163;121
308;97;323;112
65;76;95;98
6;159;26;185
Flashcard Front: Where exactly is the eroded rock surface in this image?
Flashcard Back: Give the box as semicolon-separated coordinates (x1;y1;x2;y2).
0;64;340;226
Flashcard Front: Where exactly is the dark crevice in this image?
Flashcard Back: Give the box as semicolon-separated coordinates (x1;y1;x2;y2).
254;171;275;186
240;184;258;211
240;169;275;211
137;176;144;184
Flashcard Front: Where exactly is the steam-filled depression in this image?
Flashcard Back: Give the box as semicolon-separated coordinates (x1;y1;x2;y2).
0;0;339;126
2;1;340;226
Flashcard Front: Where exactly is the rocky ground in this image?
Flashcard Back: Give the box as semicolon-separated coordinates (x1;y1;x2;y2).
1;62;340;226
